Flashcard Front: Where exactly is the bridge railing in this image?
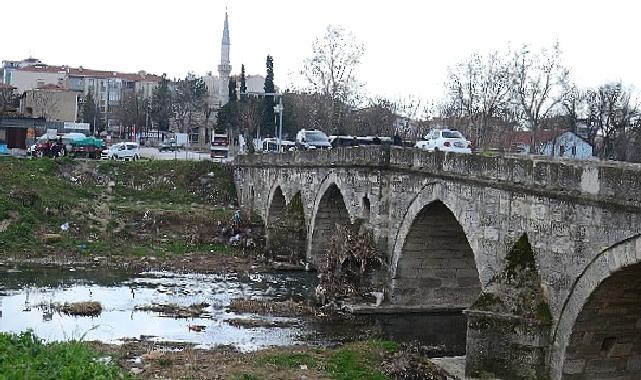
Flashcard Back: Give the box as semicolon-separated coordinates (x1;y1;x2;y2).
235;147;641;208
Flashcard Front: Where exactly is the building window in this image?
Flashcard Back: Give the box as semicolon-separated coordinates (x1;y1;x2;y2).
190;127;199;143
572;146;577;156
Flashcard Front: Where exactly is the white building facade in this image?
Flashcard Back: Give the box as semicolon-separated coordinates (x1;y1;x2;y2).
542;131;594;159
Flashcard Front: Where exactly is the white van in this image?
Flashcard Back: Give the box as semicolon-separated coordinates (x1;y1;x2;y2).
101;142;140;161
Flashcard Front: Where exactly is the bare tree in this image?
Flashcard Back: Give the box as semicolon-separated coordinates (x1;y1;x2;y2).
118;91;148;138
584;82;638;160
238;98;263;139
282;92;334;136
510;43;570;152
173;76;208;133
0;85;15;117
445;50;512;150
303;25;365;133
29;90;60;120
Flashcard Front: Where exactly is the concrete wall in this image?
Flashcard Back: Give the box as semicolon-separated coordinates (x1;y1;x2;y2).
234;146;641;379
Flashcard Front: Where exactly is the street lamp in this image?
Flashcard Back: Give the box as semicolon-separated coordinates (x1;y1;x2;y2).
273;97;283;152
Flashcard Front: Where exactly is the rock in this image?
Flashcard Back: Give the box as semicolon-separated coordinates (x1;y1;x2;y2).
129;367;144;375
44;233;62;243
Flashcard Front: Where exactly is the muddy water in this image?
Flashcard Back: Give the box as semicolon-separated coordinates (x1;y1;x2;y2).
0;265;466;354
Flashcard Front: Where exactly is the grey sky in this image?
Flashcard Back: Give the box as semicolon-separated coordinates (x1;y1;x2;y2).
4;0;640;102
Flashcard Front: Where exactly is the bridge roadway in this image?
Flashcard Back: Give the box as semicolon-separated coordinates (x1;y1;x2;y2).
233;146;641;379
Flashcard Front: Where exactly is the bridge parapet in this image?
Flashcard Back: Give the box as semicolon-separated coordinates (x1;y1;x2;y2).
235;147;641;209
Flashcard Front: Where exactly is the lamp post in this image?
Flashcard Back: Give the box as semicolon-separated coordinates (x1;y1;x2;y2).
273;96;283;152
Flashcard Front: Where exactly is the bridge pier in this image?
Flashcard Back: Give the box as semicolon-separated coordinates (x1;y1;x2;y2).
465;310;551;379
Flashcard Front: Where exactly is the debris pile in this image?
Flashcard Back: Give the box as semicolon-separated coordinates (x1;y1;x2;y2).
381;344;449;380
55;301;102;316
315;224;386;307
135;302;210;318
228;299;315;317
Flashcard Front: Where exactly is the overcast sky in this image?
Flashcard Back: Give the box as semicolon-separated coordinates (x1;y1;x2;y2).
3;0;640;102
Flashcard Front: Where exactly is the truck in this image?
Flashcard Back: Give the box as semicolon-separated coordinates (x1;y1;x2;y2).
69;137;105;159
210;133;230;158
30;135;66;158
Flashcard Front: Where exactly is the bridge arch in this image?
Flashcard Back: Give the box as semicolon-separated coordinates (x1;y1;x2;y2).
266;186;286;240
551;234;641;380
389;182;482;307
307;178;354;268
390;196;481;307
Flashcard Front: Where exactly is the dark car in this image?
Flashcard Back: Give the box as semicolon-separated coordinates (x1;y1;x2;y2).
159;138;179;152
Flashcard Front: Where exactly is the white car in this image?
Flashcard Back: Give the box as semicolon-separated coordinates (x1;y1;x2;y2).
101;142;140;161
295;129;332;150
415;129;472;154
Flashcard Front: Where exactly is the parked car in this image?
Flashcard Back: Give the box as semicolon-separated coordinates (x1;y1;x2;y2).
262;138;295;153
354;136;392;147
329;135;357;148
101;142;140;161
415;129;472;154
159;138;179;152
295;129;331;150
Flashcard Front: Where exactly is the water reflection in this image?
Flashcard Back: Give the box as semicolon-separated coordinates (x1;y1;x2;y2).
0;265;466;354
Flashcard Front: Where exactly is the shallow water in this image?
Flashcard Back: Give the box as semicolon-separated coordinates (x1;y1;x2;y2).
0;265;466;354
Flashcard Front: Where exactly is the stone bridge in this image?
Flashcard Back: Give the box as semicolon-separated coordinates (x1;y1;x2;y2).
233;146;641;379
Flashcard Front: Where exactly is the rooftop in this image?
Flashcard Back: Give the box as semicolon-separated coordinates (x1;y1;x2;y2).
17;64;162;83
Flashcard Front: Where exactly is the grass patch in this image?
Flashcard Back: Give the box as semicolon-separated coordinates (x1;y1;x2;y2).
368;339;399;353
327;348;390;380
258;352;318;369
0;331;131;379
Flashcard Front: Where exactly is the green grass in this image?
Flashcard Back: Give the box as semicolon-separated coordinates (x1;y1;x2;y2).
0;331;131;380
0;158;238;257
327;348;390;380
368;339;399;353
258;352;318;369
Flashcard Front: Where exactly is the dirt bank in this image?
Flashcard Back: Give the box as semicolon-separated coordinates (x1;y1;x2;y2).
92;339;450;380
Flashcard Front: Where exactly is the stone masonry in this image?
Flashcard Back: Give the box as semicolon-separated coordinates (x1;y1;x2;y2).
233;146;641;379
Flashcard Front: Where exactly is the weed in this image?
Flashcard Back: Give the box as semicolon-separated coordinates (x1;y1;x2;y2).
0;330;131;379
258;352;318;369
327;348;390;380
368;339;399;353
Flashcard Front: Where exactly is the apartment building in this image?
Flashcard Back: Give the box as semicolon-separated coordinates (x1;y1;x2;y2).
6;63;161;128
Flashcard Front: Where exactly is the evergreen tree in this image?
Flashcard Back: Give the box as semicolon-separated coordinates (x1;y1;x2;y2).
262;55;276;136
151;75;172;131
228;77;237;103
82;92;98;134
240;64;247;99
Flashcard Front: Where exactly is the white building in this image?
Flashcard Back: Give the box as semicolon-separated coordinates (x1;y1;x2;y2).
541;131;594;159
1;57;42;85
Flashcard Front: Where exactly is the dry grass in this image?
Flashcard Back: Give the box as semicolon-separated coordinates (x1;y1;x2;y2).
228;299;316;317
56;301;102;316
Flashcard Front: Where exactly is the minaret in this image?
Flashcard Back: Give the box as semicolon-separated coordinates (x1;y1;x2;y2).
218;12;232;104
